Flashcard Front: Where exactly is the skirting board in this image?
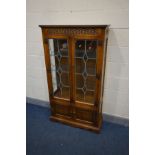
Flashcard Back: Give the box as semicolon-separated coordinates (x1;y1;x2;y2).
26;97;129;127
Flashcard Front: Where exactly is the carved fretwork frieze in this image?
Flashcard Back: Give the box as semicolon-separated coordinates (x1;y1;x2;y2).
47;28;97;35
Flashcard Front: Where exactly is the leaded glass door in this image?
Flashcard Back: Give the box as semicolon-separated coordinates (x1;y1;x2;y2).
48;39;70;100
74;40;98;105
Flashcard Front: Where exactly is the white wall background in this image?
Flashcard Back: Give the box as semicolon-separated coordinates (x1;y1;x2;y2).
26;0;129;119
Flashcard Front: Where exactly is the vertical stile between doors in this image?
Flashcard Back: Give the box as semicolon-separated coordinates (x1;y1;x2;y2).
68;36;76;118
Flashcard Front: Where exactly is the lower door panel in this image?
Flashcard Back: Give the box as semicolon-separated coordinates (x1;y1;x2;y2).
54;104;71;117
75;108;94;123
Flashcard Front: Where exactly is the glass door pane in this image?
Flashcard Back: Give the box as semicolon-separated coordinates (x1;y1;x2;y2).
48;39;70;99
75;40;97;104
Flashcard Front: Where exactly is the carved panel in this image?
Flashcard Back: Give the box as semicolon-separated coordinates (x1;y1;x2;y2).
75;108;93;122
54;104;71;117
48;28;97;36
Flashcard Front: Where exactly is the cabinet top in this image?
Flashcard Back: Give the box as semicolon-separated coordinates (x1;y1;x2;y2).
39;25;110;28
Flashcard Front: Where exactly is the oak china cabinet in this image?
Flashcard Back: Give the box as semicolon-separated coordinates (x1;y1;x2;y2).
39;25;109;132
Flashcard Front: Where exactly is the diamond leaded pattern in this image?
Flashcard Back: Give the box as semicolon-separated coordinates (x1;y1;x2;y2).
57;67;62;75
83;54;88;62
82;85;87;93
75;40;97;103
76;40;97;101
57;52;62;60
82;71;87;80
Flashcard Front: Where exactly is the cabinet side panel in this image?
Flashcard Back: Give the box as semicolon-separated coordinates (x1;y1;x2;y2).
92;28;106;126
100;27;109;114
41;28;53;104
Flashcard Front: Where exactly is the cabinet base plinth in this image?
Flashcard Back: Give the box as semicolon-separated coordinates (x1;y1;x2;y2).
50;115;102;133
